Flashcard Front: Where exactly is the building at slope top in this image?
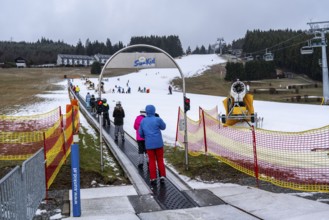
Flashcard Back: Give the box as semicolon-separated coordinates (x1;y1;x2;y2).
57;53;111;66
15;57;27;68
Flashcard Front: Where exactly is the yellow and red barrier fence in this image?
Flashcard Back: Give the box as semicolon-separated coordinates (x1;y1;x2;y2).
176;106;329;192
0;100;80;189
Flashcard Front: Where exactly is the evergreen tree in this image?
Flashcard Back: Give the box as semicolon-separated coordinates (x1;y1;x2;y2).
232;38;244;49
118;41;124;50
90;61;101;74
240;29;327;80
0;38;124;65
106;38;113;55
75;39;85;55
193;46;200;54
227;60;276;81
225;62;244;81
129;35;183;57
186;46;192;55
200;45;207;54
85;38;92;56
0;38;75;65
208;44;212;54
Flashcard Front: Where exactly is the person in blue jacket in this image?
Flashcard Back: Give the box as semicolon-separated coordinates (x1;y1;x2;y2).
85;92;91;108
139;104;166;185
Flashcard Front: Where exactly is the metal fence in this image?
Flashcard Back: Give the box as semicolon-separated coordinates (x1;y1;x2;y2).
0;148;46;220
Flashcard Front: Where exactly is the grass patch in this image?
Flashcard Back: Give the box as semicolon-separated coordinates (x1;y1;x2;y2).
172;64;230;96
78;126;128;184
164;146;252;183
172;63;323;104
0;124;129;189
49;124;130;190
0;66;131;188
0;160;23;179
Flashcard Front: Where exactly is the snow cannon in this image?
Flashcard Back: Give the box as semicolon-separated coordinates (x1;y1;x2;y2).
221;80;256;126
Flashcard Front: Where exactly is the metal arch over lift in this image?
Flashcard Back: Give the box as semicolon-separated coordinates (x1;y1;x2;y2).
97;44;190;170
263;48;274;61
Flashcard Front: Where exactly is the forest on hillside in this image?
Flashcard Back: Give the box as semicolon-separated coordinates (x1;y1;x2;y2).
0;35;184;66
231;29;329;81
0;30;328;82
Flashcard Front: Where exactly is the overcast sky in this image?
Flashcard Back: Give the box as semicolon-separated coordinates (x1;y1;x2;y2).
1;0;328;50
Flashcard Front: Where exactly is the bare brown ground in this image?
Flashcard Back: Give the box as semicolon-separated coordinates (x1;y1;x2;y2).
0;67;136;180
0;67;91;114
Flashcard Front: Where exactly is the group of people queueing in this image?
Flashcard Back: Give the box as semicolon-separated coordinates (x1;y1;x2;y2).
85;93;126;142
72;85;80;94
85;92;167;185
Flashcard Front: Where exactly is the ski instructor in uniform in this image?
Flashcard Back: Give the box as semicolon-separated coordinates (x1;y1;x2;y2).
139;104;166;185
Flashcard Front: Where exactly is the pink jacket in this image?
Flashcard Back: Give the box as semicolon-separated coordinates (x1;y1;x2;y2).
134;115;145;141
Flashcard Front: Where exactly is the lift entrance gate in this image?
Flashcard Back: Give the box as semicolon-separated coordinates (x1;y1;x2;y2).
97;44;190;171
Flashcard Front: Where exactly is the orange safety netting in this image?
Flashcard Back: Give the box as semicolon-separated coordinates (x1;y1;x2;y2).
45;103;79;188
0;99;80;189
176;106;329;192
0;108;61;160
0;108;61;132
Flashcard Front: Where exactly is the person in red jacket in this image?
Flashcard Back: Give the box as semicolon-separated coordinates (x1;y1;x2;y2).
134;109;148;168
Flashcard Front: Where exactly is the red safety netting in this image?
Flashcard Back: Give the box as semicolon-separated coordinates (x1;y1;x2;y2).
176;106;329;192
0;98;80;190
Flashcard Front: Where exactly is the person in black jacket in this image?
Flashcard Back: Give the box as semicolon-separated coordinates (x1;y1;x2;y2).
102;99;110;127
95;97;103;119
113;101;125;141
168;85;172;95
90;94;96;114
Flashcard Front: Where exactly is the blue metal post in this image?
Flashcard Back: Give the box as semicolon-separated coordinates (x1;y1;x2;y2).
71;143;81;217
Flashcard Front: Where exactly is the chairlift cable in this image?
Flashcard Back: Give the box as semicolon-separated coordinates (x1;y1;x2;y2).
245;31;311;55
270;40;310;53
246;38;312;56
266;31;308;50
